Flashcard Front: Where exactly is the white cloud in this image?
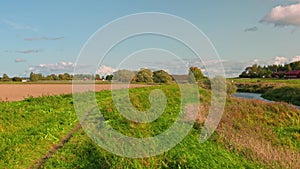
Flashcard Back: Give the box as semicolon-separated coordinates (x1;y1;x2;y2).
28;61;76;74
29;62;117;75
96;65;116;76
274;56;289;65
291;55;300;62
261;3;300;26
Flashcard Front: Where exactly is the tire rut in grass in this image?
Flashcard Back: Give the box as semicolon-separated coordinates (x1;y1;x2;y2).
29;122;82;169
30;106;98;169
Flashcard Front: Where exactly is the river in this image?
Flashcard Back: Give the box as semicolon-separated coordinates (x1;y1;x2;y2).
233;92;300;110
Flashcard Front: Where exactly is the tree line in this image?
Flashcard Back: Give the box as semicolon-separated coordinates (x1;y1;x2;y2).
0;72;103;82
0;67;205;83
239;61;300;78
111;67;204;83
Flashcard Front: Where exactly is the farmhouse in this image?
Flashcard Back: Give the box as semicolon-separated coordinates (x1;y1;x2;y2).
285;70;300;79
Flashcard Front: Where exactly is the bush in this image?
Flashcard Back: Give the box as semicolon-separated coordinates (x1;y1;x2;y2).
136;68;153;83
113;69;136;82
153;70;172;83
188;67;204;83
198;77;237;94
12;77;22;82
226;81;237;94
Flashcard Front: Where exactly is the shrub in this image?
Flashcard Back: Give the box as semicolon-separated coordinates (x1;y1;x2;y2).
113;69;136;82
188;67;204;83
136;68;153;83
153;70;172;83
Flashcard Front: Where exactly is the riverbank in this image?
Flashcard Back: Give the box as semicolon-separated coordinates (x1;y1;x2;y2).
262;86;300;106
233;92;270;101
233;92;300;110
233;79;300;106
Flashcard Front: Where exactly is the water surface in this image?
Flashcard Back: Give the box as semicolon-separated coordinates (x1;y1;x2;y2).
233;92;300;110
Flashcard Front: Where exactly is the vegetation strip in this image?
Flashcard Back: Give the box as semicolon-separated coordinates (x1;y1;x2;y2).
30;106;98;169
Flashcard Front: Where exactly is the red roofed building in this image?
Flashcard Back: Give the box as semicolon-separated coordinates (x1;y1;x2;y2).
272;71;285;78
285;70;300;78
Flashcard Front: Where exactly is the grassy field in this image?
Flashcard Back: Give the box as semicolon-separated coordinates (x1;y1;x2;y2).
1;85;299;168
231;78;300;85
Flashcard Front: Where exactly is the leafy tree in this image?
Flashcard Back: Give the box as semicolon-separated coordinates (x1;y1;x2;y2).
208;76;227;98
58;74;66;80
226;80;237;94
29;73;37;81
265;70;273;78
95;74;101;80
64;73;72;80
113;69;136;82
153;70;172;83
73;74;93;80
30;72;43;81
2;74;11;81
136;68;153;83
251;64;258;73
287;64;292;71
49;74;59;80
239;60;300;78
105;75;113;81
209;76;236;94
188;67;204;83
12;76;22;82
58;73;72;80
292;61;300;70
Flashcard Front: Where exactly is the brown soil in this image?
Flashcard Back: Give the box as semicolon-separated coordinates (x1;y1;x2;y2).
0;84;149;101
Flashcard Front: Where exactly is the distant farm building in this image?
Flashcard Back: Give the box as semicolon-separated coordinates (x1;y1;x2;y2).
285;70;300;79
271;71;285;78
21;77;30;82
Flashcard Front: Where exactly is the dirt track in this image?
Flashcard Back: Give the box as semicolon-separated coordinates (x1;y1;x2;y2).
0;84;148;101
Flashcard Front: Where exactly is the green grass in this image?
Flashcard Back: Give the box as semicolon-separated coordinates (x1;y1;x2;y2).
231;78;300;85
262;86;300;106
42;85;262;169
225;97;300;149
42;128;262;169
2;84;299;168
0;95;77;168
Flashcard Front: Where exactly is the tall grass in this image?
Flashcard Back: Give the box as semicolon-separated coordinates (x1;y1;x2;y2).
262;86;300;106
216;97;300;168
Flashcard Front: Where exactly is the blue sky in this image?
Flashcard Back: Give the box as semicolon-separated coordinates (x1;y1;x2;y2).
1;0;300;77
